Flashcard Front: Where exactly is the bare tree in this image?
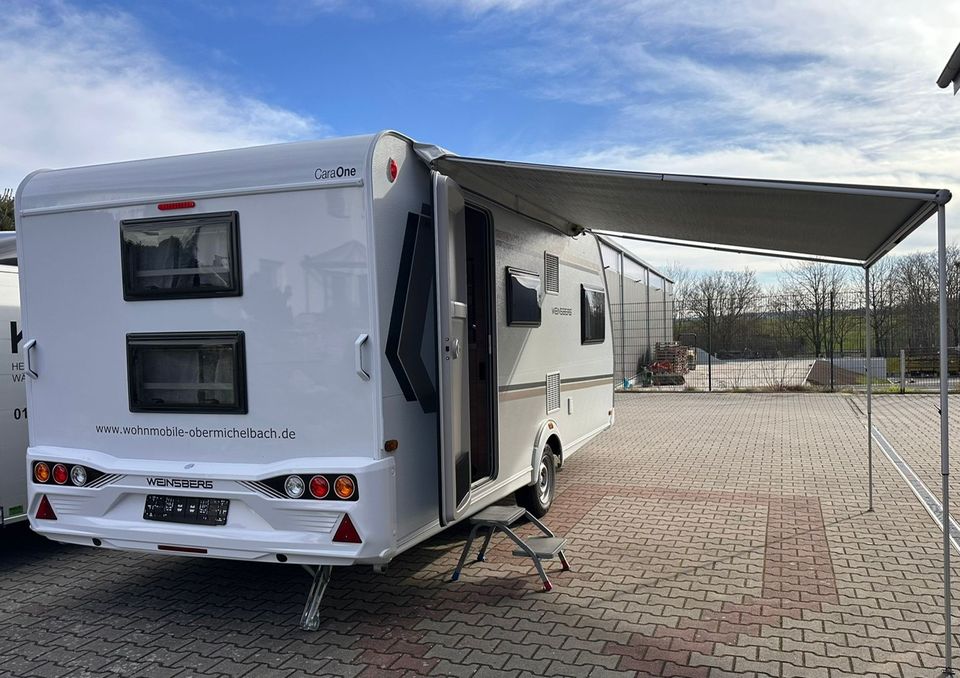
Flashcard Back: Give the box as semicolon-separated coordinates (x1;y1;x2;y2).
895;252;938;349
864;257;898;356
687;269;761;356
779;262;848;356
0;189;13;231
663;261;692;322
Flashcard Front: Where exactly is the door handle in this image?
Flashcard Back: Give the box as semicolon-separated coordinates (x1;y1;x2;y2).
451;338;461;360
23;339;38;379
354;333;370;381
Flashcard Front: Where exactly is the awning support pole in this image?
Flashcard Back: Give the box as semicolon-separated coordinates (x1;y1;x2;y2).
938;198;954;677
865;266;874;512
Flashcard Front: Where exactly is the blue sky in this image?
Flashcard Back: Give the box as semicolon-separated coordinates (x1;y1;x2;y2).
3;0;960;280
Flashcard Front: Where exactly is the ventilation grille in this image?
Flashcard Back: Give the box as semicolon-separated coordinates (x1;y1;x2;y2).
544;253;559;294
546;372;561;413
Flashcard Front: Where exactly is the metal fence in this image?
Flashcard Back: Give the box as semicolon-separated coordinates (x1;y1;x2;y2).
611;291;960;391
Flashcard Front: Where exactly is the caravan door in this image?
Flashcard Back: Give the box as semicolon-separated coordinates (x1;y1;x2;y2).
433;173;472;524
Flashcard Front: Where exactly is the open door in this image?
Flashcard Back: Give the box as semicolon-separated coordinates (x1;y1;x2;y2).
434;173;472;524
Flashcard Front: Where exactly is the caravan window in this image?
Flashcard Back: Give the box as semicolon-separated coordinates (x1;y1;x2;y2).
506;267;541;327
581;285;605;344
127;332;248;414
121;212;241;300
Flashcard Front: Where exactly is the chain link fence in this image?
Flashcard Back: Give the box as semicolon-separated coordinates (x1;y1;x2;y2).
611;291;960;391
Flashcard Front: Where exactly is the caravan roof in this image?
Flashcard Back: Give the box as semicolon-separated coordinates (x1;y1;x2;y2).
17;134;380;214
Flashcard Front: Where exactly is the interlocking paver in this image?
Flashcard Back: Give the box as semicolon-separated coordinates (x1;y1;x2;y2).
2;393;960;676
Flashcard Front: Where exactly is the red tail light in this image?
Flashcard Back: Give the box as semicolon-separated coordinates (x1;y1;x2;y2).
52;464;68;485
36;495;57;520
309;475;330;499
332;514;361;543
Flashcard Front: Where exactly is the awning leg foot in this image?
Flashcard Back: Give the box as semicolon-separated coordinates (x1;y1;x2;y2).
300;565;334;631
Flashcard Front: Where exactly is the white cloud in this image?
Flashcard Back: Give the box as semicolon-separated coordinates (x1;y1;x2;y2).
0;1;323;191
433;0;960;276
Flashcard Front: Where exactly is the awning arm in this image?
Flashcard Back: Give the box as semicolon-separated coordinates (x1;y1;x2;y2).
591;230;866;267
864;190;950;268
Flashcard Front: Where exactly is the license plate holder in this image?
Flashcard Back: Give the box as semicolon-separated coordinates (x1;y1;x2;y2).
143;494;230;526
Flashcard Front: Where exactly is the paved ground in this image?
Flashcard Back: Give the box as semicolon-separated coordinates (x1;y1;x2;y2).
1;393;957;677
868;393;960;529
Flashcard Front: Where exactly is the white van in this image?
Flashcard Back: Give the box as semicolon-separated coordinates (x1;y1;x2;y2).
15;132;613;621
0;232;28;526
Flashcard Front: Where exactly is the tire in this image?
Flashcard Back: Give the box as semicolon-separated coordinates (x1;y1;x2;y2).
516;444;557;517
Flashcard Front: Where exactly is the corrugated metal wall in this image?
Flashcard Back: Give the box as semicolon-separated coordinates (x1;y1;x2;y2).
600;241;674;386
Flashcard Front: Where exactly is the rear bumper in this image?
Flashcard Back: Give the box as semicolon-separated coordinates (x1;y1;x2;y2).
26;446;398;566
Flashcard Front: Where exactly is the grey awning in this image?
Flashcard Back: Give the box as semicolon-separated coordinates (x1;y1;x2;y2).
418;149;947;266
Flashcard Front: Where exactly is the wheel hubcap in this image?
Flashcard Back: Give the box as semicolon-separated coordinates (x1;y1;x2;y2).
537;458;551;505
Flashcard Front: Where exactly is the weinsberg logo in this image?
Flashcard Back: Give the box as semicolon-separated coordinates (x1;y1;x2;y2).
146;478;214;489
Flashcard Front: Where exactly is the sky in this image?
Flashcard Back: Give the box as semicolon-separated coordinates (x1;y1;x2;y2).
2;0;960;282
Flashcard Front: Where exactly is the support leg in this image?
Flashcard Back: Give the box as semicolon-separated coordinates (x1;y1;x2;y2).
526;512;556;538
477;527;494;562
501;527;552;592
300;565;333;631
451;524;482;582
558;550;571;572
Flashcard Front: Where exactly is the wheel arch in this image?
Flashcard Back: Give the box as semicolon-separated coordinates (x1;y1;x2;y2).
530;419;563;485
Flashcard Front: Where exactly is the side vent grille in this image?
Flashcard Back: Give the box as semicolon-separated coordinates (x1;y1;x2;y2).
546;372;561;414
544;253;559;294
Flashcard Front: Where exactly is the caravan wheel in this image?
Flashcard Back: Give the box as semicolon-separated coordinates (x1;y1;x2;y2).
517;444;556;518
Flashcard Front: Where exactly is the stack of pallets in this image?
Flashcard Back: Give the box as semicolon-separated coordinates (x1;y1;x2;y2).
654;342;690;375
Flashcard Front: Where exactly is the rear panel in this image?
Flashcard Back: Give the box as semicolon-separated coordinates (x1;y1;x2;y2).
18;188;379;464
0;266;27;524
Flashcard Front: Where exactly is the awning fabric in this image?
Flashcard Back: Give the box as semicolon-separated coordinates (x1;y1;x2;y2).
416;147;947;266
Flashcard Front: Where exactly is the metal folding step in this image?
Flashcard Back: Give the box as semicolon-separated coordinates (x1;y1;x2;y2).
450;505;570;591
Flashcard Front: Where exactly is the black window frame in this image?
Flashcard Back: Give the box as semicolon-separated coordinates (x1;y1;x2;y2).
126;331;248;414
580;284;606;345
506;266;542;327
120;211;242;301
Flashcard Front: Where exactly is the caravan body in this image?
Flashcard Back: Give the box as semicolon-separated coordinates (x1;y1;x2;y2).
16;132;613;565
1;247;28;526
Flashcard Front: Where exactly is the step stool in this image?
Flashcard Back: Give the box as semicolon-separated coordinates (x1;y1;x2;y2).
450;505;570;591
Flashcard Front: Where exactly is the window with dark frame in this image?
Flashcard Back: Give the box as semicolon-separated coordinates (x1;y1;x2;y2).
506;267;542;327
127;332;248;414
581;285;605;344
121;211;242;300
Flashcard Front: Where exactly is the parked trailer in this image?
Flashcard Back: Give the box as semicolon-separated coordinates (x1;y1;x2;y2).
15;132;614;624
1;231;28;526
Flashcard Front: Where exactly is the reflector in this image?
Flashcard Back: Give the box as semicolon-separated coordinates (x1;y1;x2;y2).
332;514;361;543
36;495;57;520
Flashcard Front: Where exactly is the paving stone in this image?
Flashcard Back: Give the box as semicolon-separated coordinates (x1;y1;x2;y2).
1;394;957;677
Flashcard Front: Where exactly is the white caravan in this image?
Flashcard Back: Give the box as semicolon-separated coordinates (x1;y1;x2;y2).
15;133;613;622
0;232;28;526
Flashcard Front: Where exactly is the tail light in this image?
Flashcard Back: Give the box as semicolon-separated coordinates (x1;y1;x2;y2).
34;461;95;486
284;475;305;499
34;462;50;483
52;464;68;485
309;475;330;499
332;514;361;543
36;495;57;520
71;465;88;487
334;476;356;500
